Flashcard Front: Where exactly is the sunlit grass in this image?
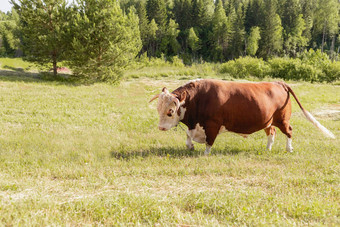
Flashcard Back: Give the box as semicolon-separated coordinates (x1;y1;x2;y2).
0;69;339;225
0;57;36;71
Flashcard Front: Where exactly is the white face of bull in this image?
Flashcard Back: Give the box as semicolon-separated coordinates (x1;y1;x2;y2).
150;88;185;131
157;95;180;131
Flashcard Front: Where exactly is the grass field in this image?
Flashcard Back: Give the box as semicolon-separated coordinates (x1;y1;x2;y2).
0;60;339;225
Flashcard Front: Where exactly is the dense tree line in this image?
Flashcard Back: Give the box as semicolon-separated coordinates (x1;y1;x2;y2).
130;0;339;62
0;0;339;81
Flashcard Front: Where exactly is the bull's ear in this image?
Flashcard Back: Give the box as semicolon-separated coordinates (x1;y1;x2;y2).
176;91;187;105
162;87;169;93
178;91;186;104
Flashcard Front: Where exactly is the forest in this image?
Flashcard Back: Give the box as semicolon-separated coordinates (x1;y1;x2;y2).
0;0;339;82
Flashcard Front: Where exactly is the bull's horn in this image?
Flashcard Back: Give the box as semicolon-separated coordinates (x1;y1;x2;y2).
149;94;160;103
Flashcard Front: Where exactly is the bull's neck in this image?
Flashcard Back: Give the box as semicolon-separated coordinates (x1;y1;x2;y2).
172;82;201;129
173;95;193;129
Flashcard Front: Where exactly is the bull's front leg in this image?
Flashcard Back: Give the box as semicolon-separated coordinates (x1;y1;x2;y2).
204;122;220;155
204;144;212;155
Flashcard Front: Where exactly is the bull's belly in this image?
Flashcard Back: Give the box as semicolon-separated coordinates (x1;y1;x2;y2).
219;126;255;138
223;121;272;135
186;114;273;143
187;121;270;144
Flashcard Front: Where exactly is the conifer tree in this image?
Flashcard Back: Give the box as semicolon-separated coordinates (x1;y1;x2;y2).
281;0;300;36
173;0;192;54
259;0;283;57
173;0;193;31
68;0;141;83
11;0;71;76
211;0;230;61
192;0;215;59
284;14;308;56
146;0;167;30
245;0;264;33
147;19;159;56
229;3;246;58
146;0;168;56
164;19;180;56
136;1;149;54
192;0;214;28
301;0;314;43
191;0;201;28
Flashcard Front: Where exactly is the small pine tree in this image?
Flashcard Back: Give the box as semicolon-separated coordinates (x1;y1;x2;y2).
11;0;71;76
68;0;141;83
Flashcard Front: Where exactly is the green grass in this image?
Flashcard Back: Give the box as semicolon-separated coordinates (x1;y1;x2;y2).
0;57;37;71
0;65;339;225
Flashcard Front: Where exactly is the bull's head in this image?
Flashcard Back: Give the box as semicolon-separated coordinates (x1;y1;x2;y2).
149;87;186;131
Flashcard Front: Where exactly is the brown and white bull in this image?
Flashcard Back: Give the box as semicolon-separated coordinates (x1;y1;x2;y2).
150;79;335;154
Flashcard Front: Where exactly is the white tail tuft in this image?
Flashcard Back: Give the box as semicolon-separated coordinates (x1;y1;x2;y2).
303;110;336;139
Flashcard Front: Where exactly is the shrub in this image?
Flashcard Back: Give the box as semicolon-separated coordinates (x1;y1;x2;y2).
298;49;340;82
219;57;269;79
267;58;320;82
170;56;185;67
322;61;340;82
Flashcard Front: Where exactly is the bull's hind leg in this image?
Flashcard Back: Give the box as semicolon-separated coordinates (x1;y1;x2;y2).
264;126;276;151
276;122;293;153
186;133;194;150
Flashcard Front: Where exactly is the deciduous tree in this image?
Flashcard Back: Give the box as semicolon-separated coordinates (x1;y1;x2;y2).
246;26;261;56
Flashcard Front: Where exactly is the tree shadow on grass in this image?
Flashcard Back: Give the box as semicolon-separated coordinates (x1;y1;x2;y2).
3;65;26;72
0;69;80;86
110;146;246;160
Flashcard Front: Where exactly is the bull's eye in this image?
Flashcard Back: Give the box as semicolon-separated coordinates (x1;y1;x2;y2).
167;109;174;117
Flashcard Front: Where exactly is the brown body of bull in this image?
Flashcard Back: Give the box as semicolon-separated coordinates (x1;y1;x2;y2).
150;79;335;154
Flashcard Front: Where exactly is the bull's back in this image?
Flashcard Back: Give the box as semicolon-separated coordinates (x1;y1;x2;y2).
200;80;289;134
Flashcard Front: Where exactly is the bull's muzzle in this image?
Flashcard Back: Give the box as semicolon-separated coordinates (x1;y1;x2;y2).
158;126;168;131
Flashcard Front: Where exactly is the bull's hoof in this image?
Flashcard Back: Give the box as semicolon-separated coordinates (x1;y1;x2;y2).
186;144;194;151
286;148;293;153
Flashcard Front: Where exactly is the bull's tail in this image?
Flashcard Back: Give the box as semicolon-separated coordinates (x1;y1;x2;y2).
280;82;336;139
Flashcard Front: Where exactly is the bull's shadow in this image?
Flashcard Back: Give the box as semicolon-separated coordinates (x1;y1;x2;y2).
110;146;245;160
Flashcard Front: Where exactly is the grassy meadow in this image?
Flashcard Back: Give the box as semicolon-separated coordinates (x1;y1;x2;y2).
0;59;339;225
